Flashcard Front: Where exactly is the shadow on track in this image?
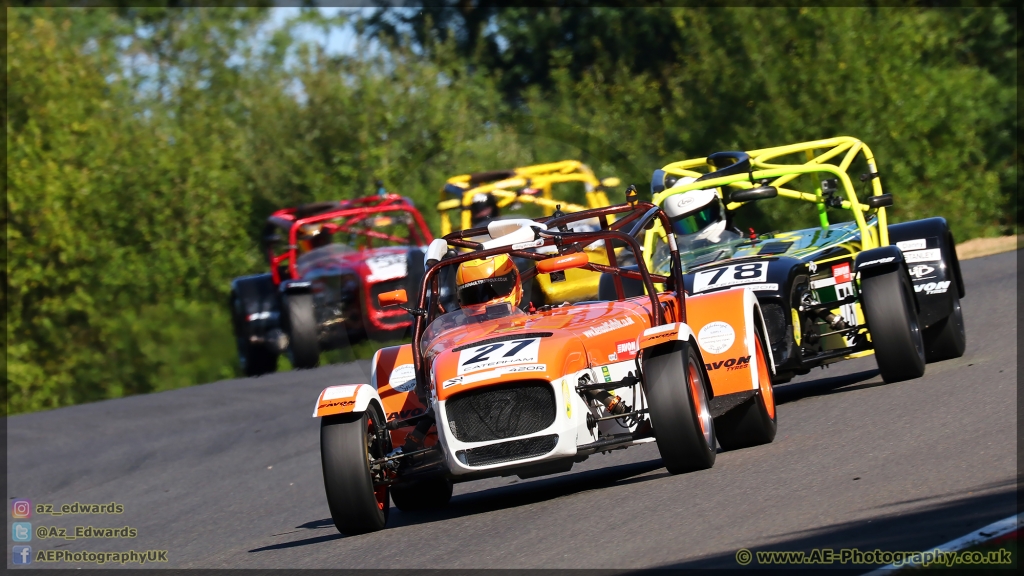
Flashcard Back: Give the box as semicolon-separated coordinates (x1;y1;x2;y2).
251;458;666;551
776;368;883;405
632;482;1017;570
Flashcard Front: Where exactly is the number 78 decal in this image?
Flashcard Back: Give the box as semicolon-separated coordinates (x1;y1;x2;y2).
692;263;768;293
457;338;541;375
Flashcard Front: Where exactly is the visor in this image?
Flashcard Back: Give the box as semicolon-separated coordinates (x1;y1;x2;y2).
670;202;722;236
457;271;518;306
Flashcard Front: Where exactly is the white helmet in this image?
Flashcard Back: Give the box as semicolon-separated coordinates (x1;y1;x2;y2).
663;177;728;242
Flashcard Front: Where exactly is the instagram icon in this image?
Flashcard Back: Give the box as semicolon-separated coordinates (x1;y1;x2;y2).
12;499;31;519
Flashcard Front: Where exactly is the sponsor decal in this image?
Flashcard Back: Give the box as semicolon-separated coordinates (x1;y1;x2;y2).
745;283;780;292
807;261;818;273
670;194;699;214
693;262;769;293
832;263;852;284
705;355;751;371
318;400;355;409
443;364;547;388
457;338;541;374
601;366;612;383
562;380;572;418
615;340;638;359
246;311;271;321
365;252;408;282
859;256;895;267
810;277;836;289
511;238;545;251
915;280;951;295
388;364;417;393
582;317;636;338
697;321;735;355
896;239;927;251
908;264;936;279
321;385;358;400
387;407;425;421
504;364;547;373
903;248;941;263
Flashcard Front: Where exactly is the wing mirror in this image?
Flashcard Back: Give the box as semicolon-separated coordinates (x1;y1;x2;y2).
378;289;408;308
730;185;778;203
537;252;589;275
864;193;893;209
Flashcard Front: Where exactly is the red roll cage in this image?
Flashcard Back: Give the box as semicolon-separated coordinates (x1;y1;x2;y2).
264;194;434;285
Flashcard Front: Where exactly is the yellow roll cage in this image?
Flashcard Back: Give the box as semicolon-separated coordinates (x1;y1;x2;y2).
645;136;890;258
438;160;618;235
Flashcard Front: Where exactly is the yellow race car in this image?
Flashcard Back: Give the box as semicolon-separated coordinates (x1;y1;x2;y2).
436;160;622;305
635;137;965;384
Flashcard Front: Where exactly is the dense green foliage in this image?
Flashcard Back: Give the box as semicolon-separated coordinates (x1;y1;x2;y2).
6;6;1017;414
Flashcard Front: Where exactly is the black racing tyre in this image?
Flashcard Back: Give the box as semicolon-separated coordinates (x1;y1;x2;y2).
923;295;966;363
861;265;926;383
231;295;278;377
284;293;320;369
714;331;777;450
643;341;716;474
320;405;391;535
390;477;453;512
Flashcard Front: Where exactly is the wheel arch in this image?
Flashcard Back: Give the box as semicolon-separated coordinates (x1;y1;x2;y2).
313;384;385;419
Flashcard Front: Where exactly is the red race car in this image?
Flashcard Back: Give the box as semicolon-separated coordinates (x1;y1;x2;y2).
230;192;433;376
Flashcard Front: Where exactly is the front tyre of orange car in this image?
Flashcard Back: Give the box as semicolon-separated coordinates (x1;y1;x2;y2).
644;340;717;474
320;404;391;534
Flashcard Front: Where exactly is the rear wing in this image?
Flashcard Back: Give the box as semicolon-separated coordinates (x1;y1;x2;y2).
438;160;619;235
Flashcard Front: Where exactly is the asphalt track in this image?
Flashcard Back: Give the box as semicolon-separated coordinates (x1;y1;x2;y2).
6;250;1018;570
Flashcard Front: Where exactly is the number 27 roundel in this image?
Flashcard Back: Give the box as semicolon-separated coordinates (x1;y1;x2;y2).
457;338;541;375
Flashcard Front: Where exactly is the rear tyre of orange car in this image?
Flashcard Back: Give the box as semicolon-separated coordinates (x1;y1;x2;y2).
320;404;391;535
923;294;966;363
861;265;926;383
644;341;716;474
284;293;320;369
390;477;453;512
714;331;777;450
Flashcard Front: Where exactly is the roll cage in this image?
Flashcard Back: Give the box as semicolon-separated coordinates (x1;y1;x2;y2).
437;160;619;235
408;200;686;387
263;194;433;285
646;136;892;256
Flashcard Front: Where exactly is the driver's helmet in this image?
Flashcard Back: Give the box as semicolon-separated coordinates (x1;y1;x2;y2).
455;254;523;312
297;223;330;252
469;193;500;227
663;177;729;243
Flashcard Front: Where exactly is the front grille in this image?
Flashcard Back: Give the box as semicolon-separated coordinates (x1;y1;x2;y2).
445;381;556;442
457;434;559;467
369;279;407;311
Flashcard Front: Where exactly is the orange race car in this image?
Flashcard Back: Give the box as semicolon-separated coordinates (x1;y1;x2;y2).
312;193;778;534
